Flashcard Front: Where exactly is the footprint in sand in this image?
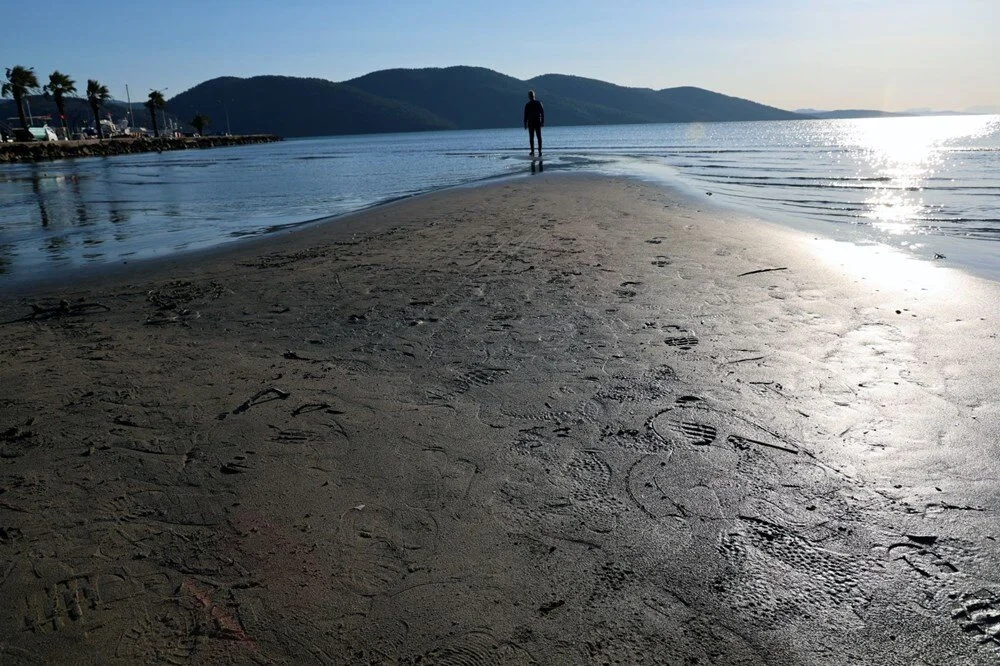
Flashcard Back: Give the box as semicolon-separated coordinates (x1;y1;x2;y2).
716;516;870;630
664;335;698;350
333;504;438;597
952;590;1000;646
627;398;805;532
429;367;510;401
661;324;698;350
408;629;537;664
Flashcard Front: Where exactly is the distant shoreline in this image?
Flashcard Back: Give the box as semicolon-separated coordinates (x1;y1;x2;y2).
0;134;282;164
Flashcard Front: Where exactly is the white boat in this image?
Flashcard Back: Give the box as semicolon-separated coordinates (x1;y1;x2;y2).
27;125;59;141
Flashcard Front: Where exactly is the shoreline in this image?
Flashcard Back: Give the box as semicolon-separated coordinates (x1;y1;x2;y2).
1;176;998;662
0;134;282;164
1;119;996;289
8;165;997;297
0;169;535;298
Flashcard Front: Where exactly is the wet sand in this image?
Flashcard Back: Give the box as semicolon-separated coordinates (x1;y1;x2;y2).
1;175;999;664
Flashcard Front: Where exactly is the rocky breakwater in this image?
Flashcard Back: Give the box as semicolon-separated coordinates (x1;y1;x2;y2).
0;134;282;163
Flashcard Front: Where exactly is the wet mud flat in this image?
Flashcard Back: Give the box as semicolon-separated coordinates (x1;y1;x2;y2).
1;175;999;663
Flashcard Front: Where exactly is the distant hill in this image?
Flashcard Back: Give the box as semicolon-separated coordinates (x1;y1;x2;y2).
795;108;977;119
344;66;650;128
166;76;456;137
527;75;798;123
13;67;975;139
965;105;1000;115
163;67;806;137
795;109;908;119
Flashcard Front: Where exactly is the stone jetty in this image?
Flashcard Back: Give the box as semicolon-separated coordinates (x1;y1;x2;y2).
0;134;282;163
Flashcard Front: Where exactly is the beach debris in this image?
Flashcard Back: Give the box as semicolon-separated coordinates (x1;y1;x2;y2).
538;599;565;615
0;526;24;544
111;415;153;429
353;504;365;511
725;355;766;364
9;299;110;323
906;534;939;545
229;387;290;416
728;434;799;455
0;424;36;459
737;266;788;277
144;309;199;325
0;425;34;442
292;402;331;416
147;280;224;309
180;580;255;643
748;380;786;397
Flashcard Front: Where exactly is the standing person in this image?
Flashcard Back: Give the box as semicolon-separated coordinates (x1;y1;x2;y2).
524;90;544;158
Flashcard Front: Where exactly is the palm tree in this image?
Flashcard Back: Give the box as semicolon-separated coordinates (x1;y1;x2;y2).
143;100;158;138
190;113;211;136
86;79;111;139
43;70;76;140
146;90;166;138
1;66;41;136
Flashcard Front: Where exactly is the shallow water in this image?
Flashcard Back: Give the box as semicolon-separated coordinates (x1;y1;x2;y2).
1;115;997;285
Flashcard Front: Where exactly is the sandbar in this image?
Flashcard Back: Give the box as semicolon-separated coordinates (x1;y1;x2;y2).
1;175;998;664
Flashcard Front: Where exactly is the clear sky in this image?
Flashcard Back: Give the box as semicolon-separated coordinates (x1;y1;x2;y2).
3;0;997;113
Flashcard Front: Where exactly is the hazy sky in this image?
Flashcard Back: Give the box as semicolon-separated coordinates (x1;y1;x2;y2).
3;0;997;112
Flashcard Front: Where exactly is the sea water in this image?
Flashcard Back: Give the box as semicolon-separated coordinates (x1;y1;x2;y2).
0;115;997;285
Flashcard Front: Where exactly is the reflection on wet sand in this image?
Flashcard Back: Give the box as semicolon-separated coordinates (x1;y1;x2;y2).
28;164;50;227
70;171;89;225
45;236;68;264
102;160;130;225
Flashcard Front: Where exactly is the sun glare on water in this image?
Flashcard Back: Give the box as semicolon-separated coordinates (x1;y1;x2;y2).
841;115;998;234
804;115;1000;287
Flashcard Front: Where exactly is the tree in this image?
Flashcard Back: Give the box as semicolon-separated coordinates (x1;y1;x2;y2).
146;89;166;138
86;79;111;139
190;113;211;136
1;65;41;136
43;70;76;140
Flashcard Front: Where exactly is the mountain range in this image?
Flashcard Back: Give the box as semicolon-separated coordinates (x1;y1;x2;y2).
2;66;987;138
158;67;807;137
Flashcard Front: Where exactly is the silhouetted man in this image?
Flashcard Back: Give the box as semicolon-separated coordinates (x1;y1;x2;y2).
524;90;544;158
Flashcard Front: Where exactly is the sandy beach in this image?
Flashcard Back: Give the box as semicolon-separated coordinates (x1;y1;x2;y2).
1;174;998;664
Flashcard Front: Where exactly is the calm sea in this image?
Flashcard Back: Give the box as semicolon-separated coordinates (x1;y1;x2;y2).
1;115;998;285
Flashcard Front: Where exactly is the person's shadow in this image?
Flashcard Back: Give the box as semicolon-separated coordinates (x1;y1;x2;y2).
530;159;544;175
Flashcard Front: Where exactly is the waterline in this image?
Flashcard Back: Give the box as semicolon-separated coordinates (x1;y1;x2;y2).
1;116;998;285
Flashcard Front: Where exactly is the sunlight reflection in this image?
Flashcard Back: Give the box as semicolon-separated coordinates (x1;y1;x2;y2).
811;237;956;292
840;115;998;235
867;198;924;229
